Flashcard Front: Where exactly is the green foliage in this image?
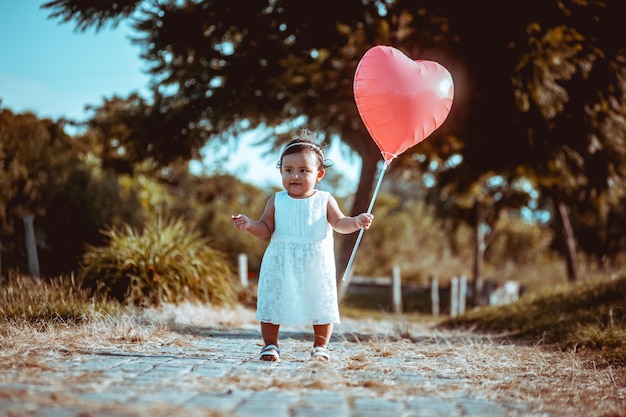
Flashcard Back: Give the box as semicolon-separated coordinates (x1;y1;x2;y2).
486;211;554;266
0;109;77;224
192;173;273;274
0;273;119;323
38;0;626;285
38;167;144;276
442;274;626;367
355;192;473;282
80;217;237;307
0;108;146;275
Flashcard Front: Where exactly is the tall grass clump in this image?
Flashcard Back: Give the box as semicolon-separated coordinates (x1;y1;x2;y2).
80;216;237;307
442;274;626;366
0;273;119;323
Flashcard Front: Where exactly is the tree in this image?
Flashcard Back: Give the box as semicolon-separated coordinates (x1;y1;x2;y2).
0;106;147;276
41;0;454;285
393;0;626;292
0;109;77;275
509;4;626;281
42;0;626;292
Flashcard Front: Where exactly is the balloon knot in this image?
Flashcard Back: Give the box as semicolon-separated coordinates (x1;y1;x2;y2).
381;152;397;166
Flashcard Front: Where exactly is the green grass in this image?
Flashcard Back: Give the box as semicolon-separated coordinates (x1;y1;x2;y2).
441;274;626;367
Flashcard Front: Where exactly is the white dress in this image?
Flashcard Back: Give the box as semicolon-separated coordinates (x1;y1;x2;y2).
255;190;341;326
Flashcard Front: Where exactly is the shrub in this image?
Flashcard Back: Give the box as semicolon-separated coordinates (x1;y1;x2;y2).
80;217;237;307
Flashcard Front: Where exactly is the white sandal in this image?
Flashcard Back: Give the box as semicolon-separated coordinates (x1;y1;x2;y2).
311;346;330;361
259;344;280;361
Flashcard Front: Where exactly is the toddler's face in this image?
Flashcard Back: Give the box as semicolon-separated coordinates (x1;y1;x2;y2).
280;151;325;198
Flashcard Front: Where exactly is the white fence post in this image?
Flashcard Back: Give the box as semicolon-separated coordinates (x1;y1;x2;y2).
392;265;402;314
450;276;459;318
430;276;439;317
459;275;467;315
238;253;248;288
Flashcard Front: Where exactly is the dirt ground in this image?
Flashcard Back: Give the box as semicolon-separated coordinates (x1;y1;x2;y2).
1;303;625;417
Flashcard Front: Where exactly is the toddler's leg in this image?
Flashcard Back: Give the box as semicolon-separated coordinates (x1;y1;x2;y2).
311;324;332;361
313;324;333;347
259;322;281;361
261;322;280;346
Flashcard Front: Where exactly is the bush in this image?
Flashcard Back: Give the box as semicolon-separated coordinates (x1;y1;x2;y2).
80;217;237;307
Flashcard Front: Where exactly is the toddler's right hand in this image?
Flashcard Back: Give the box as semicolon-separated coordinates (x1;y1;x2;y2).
232;214;251;230
356;213;374;230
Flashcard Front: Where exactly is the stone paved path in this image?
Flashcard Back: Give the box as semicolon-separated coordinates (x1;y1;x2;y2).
0;318;585;417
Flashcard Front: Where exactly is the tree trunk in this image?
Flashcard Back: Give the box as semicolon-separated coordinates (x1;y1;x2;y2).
23;214;40;279
552;191;579;282
472;206;487;306
337;153;379;298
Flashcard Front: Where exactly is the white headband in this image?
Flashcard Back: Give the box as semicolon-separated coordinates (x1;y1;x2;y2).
280;141;324;156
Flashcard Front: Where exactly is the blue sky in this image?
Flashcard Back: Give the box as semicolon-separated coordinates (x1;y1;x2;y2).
0;0;149;121
0;1;359;191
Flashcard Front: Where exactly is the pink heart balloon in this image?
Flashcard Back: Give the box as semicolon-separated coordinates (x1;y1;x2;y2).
354;45;454;164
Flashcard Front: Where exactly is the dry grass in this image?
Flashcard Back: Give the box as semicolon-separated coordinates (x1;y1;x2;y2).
0;302;256;361
1;268;625;416
443;273;626;368
1;303;624;416
400;333;624;415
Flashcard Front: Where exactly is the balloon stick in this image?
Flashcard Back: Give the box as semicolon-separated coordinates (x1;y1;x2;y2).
341;157;393;282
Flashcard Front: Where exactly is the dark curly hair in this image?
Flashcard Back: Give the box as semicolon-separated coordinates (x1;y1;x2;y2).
276;129;333;169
